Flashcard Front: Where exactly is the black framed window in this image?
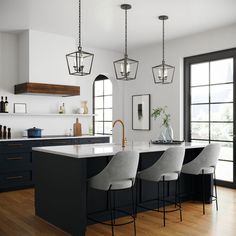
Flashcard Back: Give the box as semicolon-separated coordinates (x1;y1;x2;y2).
93;75;113;135
184;48;236;187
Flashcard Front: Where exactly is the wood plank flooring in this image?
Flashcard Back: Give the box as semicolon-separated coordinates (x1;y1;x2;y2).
0;187;235;236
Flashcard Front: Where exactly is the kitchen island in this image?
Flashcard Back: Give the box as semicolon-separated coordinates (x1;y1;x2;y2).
32;142;210;236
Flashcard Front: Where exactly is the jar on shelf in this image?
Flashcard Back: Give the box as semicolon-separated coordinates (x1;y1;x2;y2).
81;101;88;114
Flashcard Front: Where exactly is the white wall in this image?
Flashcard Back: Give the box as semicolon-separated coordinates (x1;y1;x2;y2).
0;31;123;139
124;23;236;142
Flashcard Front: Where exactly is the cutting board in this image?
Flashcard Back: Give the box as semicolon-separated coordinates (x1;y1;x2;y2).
73;118;82;136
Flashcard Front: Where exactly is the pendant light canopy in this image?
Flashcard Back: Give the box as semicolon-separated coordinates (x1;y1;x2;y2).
113;4;139;81
66;0;94;76
152;15;175;84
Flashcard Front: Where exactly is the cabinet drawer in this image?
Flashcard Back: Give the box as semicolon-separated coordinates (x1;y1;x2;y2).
0;141;31;153
0;171;31;185
0;152;31;169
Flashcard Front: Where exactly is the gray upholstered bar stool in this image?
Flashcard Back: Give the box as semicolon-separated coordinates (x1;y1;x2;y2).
137;147;185;226
182;143;221;215
87;151;139;236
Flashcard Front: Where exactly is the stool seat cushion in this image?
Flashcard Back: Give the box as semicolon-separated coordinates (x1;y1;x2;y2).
181;144;220;175
88;151;139;191
137;147;185;183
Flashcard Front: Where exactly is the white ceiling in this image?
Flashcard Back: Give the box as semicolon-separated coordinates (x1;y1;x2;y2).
1;0;236;52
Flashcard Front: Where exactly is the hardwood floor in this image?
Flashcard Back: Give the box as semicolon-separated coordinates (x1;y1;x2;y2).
0;187;235;236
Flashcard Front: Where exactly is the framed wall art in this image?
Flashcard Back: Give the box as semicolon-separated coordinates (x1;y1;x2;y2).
14;103;27;114
132;94;150;130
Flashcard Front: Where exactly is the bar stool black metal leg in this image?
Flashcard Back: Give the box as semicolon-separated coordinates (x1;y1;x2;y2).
213;167;218;211
108;188;115;236
131;185;137;236
202;170;205;215
178;174;182;222
175;179;177;208
157;182;160;211
162;176;166;227
135;179;139;218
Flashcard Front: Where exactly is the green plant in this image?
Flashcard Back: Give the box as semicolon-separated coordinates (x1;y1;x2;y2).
151;106;171;128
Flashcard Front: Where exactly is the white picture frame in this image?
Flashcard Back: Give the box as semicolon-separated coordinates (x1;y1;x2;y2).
14;103;27;114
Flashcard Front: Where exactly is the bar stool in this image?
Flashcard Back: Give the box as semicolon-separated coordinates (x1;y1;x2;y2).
137;147;185;226
181;143;221;215
87;151;139;236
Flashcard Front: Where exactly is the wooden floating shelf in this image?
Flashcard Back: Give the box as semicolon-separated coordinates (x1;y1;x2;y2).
0;113;96;117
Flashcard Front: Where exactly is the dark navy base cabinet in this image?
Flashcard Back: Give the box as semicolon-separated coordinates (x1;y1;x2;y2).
0;136;109;192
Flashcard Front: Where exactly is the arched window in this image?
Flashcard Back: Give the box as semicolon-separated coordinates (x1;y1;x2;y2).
93;75;113;135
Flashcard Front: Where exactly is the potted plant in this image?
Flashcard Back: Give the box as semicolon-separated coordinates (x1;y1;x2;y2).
151;106;173;141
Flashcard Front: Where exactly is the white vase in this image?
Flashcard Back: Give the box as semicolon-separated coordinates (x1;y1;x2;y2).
164;126;174;142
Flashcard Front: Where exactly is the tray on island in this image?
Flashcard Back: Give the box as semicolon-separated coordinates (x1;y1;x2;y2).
151;140;184;145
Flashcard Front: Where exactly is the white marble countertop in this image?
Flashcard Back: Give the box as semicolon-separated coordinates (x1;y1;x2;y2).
0;135;110;142
32;142;206;159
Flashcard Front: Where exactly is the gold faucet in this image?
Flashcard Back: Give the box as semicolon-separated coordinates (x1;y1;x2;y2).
113;119;126;147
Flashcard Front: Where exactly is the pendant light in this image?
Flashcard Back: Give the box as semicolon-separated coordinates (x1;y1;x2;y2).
66;0;94;76
113;4;139;81
152;15;175;84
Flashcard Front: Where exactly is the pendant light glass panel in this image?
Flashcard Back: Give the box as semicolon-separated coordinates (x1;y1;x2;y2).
152;63;175;84
66;0;94;76
114;57;139;80
66;48;94;76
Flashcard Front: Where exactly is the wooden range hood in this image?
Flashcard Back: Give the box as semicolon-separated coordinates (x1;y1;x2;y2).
14;82;80;97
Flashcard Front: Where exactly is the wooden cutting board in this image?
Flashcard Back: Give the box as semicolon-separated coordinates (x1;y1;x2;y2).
73;118;82;136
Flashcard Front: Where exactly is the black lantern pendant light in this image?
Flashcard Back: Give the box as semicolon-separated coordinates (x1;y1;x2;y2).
152;15;175;84
113;4;139;81
66;0;94;76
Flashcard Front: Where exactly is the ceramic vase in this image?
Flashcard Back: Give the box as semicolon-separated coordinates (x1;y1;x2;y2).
81;101;88;114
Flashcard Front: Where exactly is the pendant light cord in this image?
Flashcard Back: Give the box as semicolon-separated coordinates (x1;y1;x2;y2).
78;0;81;49
162;18;165;64
125;8;128;58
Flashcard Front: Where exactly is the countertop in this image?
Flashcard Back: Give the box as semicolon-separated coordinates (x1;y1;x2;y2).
0;135;110;142
32;142;206;159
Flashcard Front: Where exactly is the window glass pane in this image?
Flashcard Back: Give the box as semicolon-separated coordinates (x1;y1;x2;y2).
191;123;209;139
210;84;233;103
191;62;209;86
104;122;112;134
210;58;233;84
104;96;112;108
104;79;112;95
215;161;233;182
94;97;103;109
191;105;209;121
94;80;103;96
104;109;112;121
94;109;103;121
95;122;103;134
191;86;209;104
210;103;233;122
210;123;233;141
211;141;233;161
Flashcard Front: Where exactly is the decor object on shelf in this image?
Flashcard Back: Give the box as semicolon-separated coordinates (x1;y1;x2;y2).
113;4;139;81
66;0;94;76
73;118;82;136
26;127;43;138
152;15;175;84
81;101;88;114
14;103;27;114
132;94;150;130
151;106;173;141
